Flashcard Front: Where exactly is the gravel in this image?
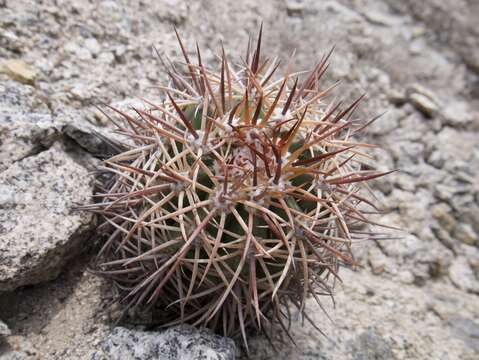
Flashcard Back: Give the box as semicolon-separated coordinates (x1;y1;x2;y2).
0;0;478;358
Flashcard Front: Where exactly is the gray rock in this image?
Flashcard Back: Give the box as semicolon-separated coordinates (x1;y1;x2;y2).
0;81;128;165
62;122;127;157
0;81;63;171
2;0;479;358
385;0;479;73
84;38;101;57
431;203;456;232
0;144;93;291
58;111;131;157
0;335;37;359
247;269;479;359
368;247;388;275
454;224;478;246
427;150;446;168
64;40;92;61
0;351;33;360
443;101;475;127
448;315;479;352
366;107;401;135
0;112;61;172
351;329;395;360
461;245;479;280
449;257;479;294
91;325;235;360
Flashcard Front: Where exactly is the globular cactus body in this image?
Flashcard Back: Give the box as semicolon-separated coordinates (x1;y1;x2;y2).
84;27;391;347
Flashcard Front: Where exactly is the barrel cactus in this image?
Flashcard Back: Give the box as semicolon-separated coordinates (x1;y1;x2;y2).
84;26;391;348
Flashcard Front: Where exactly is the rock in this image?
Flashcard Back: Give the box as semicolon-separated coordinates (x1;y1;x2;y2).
62;122;127;157
155;0;187;25
385;0;479;74
366;107;401;135
387;89;407;105
0;144;93;291
64;41;92;61
406;84;440;117
285;1;304;16
113;45;127;63
432;226;456;252
427;150;445;168
91;325;235;360
247;269;479;359
0;60;37;85
68;84;91;102
442;101;475;127
449;257;479;294
0;80;49;114
447;315;479;352
351;329;395;360
0;29;24;53
57;108;130;157
84;38;101;57
0;319;11;337
2;0;479;358
0;112;61;172
0;351;32;360
461;245;479;276
408;93;438;117
398;270;415;284
0;335;37;359
0;81;60;171
434;184;457;202
409;39;425;55
454;223;477;246
368;247;388;274
362;10;397;26
435;127;478;171
431;203;456;232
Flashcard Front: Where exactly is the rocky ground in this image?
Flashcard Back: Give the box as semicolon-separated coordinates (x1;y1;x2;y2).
0;0;478;359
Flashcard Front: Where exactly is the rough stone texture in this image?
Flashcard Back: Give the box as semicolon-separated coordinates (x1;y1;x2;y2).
245;269;479;360
0;320;11;337
0;256;110;359
0;0;478;358
90;326;235;360
0;59;37;85
0;144;93;291
0;80;59;171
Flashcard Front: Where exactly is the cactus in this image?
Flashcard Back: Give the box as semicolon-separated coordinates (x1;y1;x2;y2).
84;26;392;348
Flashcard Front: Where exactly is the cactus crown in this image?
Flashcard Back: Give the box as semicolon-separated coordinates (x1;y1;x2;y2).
85;26;391;349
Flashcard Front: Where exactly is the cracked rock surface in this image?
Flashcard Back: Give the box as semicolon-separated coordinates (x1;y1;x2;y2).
91;326;235;360
0;144;93;291
0;0;478;359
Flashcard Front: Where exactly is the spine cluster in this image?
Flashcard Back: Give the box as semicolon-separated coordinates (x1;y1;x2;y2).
83;26;391;349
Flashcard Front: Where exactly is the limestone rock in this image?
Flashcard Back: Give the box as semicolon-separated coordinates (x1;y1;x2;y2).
91;325;235;360
0;144;94;291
